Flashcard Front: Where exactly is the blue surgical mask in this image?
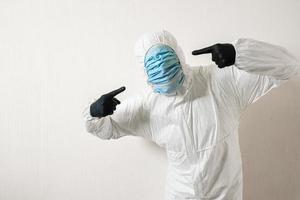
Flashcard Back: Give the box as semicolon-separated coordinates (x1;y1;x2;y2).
144;44;185;95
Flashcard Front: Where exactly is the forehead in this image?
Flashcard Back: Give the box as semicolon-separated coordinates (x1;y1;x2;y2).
145;44;176;58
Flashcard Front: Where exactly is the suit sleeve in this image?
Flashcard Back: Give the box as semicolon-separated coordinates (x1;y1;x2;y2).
229;38;300;109
82;94;152;140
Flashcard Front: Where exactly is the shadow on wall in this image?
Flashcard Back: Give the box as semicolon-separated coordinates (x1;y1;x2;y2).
239;79;300;200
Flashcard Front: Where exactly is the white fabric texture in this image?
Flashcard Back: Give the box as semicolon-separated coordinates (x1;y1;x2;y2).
83;31;299;200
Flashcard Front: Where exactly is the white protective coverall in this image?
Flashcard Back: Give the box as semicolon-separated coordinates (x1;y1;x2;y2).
83;30;299;200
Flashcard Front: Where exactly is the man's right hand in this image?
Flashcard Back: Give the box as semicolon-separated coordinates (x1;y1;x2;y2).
90;86;126;118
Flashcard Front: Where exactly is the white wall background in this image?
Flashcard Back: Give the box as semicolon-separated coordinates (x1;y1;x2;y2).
0;0;299;199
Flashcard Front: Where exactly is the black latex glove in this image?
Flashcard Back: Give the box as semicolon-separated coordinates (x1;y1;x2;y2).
90;86;126;118
192;43;236;68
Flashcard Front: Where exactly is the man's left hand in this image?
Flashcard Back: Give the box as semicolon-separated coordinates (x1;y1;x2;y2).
192;43;236;68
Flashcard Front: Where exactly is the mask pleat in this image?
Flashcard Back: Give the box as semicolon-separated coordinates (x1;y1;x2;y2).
144;44;185;94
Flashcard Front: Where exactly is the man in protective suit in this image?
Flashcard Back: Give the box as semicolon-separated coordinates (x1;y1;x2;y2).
83;30;299;200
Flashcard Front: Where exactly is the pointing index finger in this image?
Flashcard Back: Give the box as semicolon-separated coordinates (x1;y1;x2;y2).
107;86;126;97
192;45;214;55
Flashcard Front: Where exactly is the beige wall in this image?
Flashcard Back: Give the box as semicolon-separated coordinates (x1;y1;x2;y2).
0;0;299;199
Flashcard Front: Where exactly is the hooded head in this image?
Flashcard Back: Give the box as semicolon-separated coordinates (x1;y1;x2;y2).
134;30;191;96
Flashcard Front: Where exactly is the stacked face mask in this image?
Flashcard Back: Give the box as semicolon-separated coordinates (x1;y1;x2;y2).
144;44;185;95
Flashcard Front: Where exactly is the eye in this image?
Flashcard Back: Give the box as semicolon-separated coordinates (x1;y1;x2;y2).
156;54;161;59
